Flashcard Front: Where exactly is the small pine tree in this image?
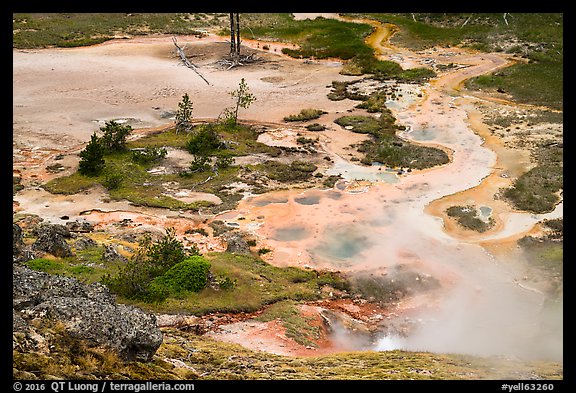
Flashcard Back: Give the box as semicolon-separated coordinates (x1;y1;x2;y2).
99;120;132;151
175;93;193;134
78;132;105;176
229;78;256;125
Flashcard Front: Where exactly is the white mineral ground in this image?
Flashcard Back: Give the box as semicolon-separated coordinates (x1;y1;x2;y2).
13;15;562;361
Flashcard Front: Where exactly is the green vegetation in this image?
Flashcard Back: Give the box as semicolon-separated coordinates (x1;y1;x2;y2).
341;52;436;82
23;243;122;284
22;226;350;315
260;160;318;183
255;300;321;347
185;124;225;156
78;121;133;177
175;93;194;134
503;165;563;213
306;123;326;131
101;228;204;302
503;142;563;214
150;256;212;298
239;14;374;60
517;218;563;300
116;251;349;315
228;78;257;125
14;324;563;380
356;91;390;112
99;120;132;152
78;133;105;176
446;205;494;233
12;13;223;48
43;117;285;213
363;13;562;110
283;108;327;122
334;113;449;169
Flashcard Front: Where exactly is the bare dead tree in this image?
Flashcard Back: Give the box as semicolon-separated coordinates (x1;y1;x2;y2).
219;13;262;69
235;13;241;56
229;13;241;60
230;13;236;57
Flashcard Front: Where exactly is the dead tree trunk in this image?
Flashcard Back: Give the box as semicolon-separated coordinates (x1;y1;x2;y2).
235;13;241;56
229;13;236;56
229;13;241;61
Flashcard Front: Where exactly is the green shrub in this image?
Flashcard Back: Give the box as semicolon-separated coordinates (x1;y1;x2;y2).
306;123;326;131
101;228;198;302
283;108;326;122
78;133;105;176
186;155;212;173
446;205;494;232
186;124;225;155
503;165;563;213
100;121;132;152
215;155;234;170
153;256;211;294
262;160;318;182
103;172;123;190
130;147;168;164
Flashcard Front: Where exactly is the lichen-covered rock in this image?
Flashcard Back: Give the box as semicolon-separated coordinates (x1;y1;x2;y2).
13;223;36;263
221;230;252;255
73;236;98;250
13;264;163;361
65;220;94;233
102;244;128;263
31;223;73;258
13;224;24;261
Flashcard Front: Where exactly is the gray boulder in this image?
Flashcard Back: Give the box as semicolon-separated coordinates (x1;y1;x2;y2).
31;223;73;258
102;244;128;263
13;223;35;263
13;264;163;361
221;230;252;255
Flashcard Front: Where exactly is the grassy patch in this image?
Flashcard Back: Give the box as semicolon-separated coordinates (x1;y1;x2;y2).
15;323;564;380
13;13;222;48
238;14;374;60
126;252;348;315
518;236;563;279
503;165;563;214
259;160;318;183
445;205;494;233
466;61;563;110
341;52;436;82
501;141;562;214
334;115;384;135
255;300;321;347
334;114;449;169
363;13;563;110
283;108;327;122
43;123;283;213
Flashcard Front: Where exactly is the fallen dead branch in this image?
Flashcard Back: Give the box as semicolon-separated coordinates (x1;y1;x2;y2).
172;36;211;85
216;52;263;70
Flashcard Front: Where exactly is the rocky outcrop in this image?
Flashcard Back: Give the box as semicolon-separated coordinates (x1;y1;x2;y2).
221;230;252;255
13;223;24;259
31;223;73;258
13;223;35;263
13;264;163;361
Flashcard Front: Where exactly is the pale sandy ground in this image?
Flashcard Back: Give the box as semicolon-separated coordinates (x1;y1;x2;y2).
13;16;563;360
